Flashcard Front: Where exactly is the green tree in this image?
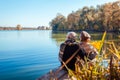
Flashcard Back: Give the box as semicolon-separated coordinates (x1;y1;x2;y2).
49;13;66;31
16;24;22;30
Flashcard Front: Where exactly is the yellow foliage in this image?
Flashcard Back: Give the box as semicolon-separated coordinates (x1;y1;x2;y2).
90;41;101;51
91;31;106;54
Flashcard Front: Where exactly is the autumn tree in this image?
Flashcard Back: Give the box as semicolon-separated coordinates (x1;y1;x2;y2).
50;1;120;32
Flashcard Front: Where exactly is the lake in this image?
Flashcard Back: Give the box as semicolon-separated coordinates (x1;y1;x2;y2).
0;30;60;80
0;30;120;80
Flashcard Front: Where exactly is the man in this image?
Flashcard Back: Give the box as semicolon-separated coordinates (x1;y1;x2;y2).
59;32;77;64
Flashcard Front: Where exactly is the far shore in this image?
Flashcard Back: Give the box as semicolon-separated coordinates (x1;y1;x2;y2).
0;27;51;30
0;27;119;34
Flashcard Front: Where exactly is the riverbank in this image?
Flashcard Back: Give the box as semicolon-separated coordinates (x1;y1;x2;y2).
37;67;69;80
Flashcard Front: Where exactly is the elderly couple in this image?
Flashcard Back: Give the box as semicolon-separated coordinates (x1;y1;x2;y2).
59;31;98;71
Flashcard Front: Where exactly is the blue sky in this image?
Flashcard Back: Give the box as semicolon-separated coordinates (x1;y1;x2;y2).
0;0;118;27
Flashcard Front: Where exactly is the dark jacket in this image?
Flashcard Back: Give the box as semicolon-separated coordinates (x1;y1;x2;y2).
62;43;85;71
58;39;77;63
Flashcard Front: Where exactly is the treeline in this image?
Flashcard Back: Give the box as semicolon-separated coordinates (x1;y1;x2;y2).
50;1;120;32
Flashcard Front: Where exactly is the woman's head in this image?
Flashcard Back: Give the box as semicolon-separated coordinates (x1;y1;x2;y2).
80;31;91;42
66;32;77;40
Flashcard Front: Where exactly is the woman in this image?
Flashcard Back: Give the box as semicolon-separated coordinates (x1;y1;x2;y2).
79;31;98;61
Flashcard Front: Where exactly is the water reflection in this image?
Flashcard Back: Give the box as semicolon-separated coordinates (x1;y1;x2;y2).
51;32;120;47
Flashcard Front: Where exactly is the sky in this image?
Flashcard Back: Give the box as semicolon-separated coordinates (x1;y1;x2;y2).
0;0;118;28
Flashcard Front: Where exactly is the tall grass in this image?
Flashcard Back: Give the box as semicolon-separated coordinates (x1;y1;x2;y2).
65;31;120;80
66;41;120;80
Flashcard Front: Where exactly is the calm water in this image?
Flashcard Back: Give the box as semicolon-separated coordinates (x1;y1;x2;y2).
0;30;60;80
0;30;120;80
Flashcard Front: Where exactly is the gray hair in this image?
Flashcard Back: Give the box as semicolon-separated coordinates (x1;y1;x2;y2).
66;32;77;40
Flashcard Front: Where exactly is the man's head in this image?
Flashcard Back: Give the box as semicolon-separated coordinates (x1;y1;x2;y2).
80;31;91;41
66;32;77;40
